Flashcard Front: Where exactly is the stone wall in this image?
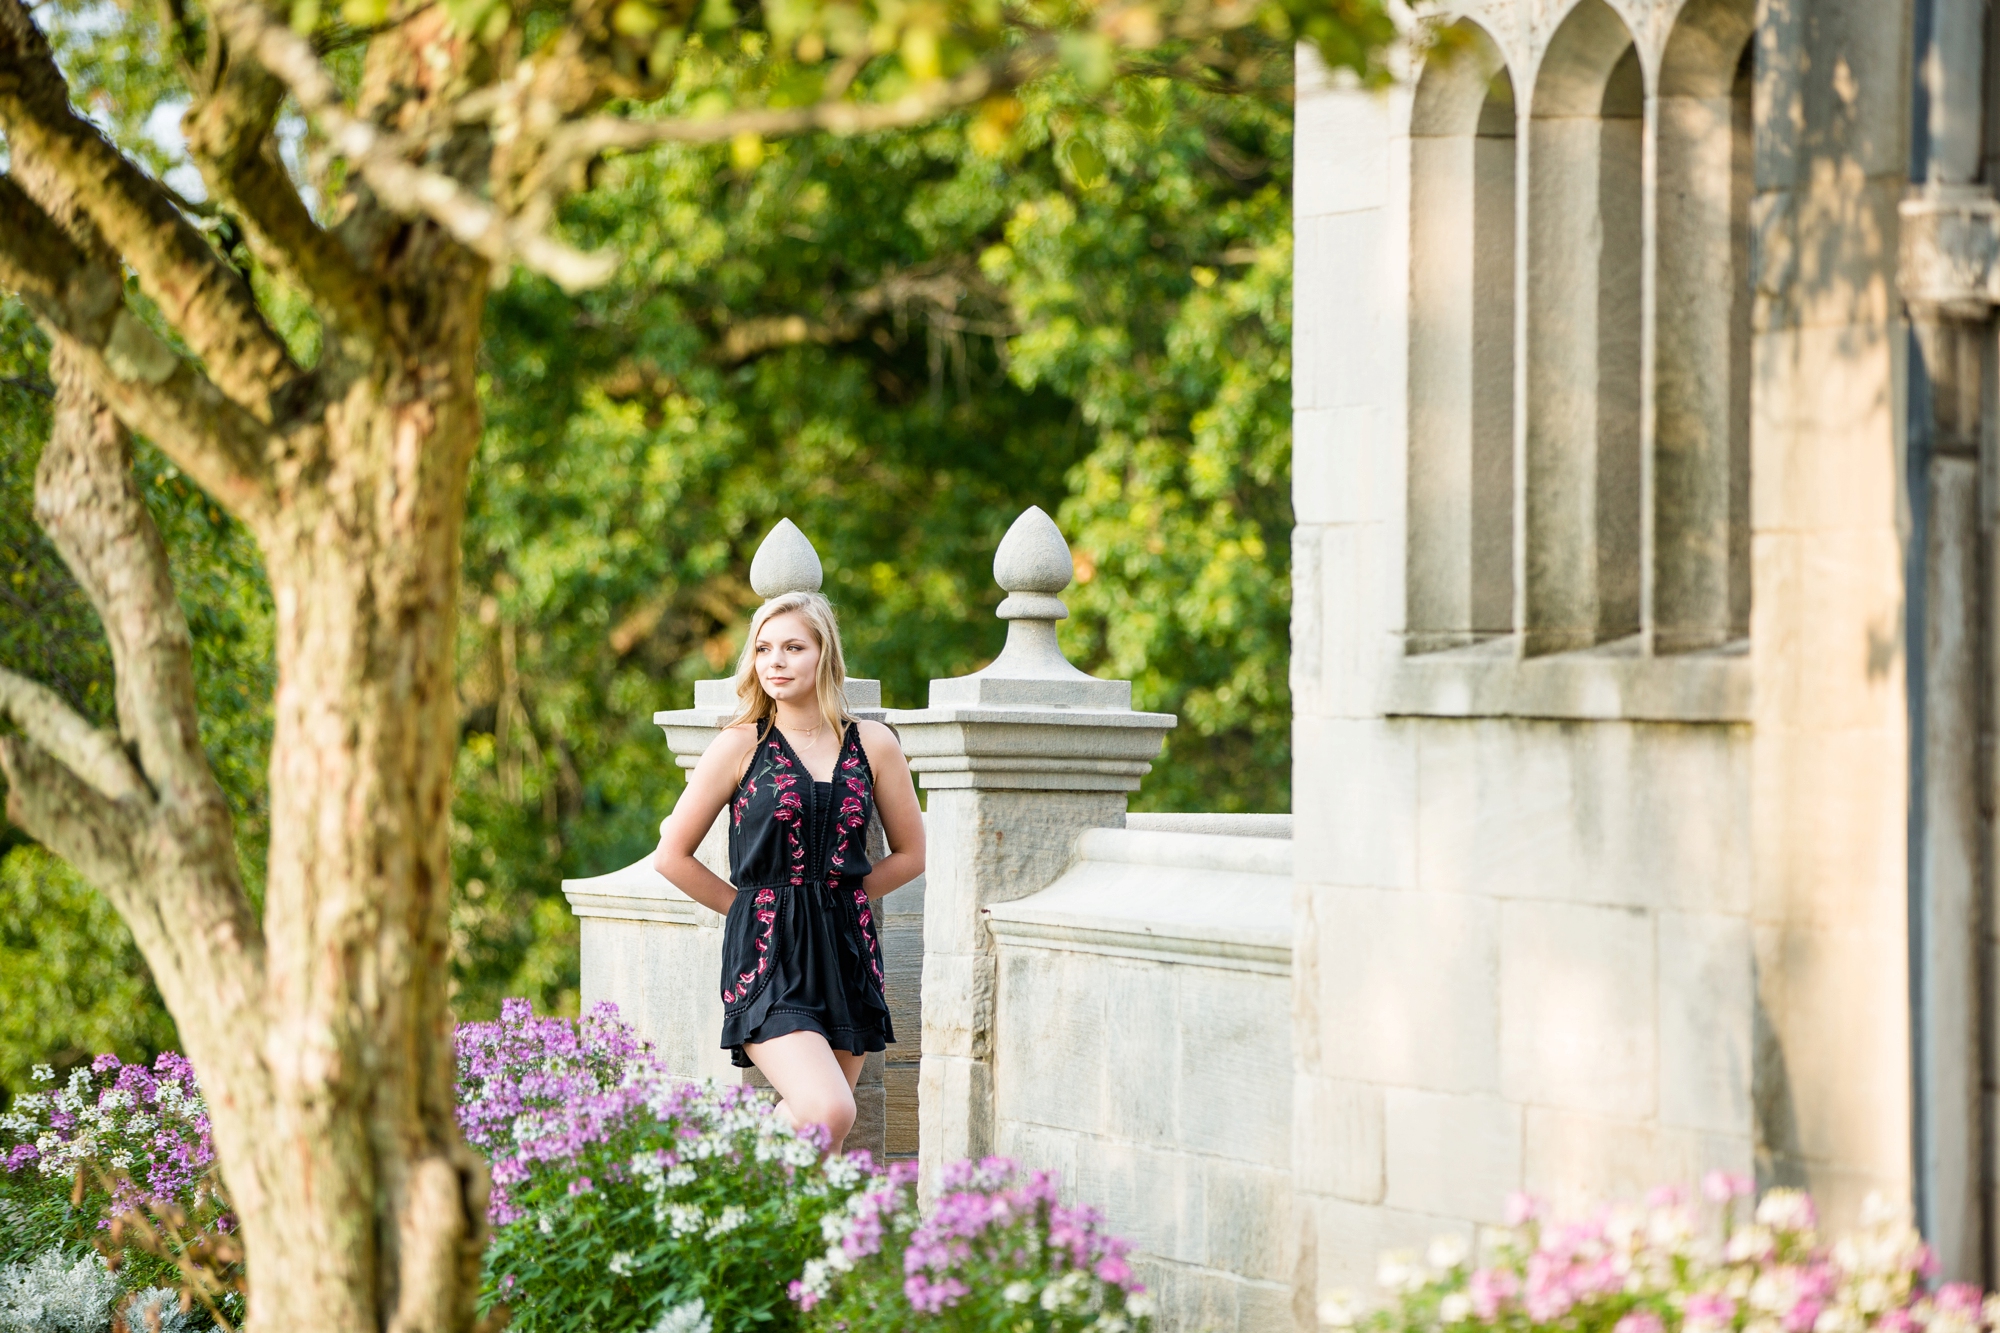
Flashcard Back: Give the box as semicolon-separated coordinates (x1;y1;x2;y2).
987;820;1295;1333
1292;0;1915;1320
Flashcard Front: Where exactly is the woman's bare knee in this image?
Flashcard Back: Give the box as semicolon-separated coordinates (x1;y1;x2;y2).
791;1085;856;1140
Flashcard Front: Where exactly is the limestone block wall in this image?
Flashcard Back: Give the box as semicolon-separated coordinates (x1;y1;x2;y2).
986;820;1295;1333
1292;0;1914;1319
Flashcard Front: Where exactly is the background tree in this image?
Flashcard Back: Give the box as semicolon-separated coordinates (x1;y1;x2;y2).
0;0;1388;1325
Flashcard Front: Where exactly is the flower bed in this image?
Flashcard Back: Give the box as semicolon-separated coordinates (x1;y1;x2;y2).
1342;1175;1972;1333
791;1156;1153;1332
1;1003;1154;1333
460;1000;872;1333
0;1054;236;1330
462;1000;1154;1333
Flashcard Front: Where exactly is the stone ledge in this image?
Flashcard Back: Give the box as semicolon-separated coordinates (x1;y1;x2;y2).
1126;813;1293;839
1076;827;1294;877
1383;637;1751;723
985;828;1293;975
884;708;1178;792
563;855;712;926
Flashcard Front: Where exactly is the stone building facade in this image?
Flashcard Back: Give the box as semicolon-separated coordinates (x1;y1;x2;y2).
1293;0;1993;1310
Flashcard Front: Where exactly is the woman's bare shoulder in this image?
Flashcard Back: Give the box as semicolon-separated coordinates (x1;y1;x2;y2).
855;719;905;759
707;723;762;760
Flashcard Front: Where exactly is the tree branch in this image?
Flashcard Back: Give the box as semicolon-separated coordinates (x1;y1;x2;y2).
6;343;267;1030
713;261;1015;362
546;36;1058;168
0;667;148;802
209;0;617;292
0;174;279;520
0;732;142;888
38;342;229;809
181;46;388;341
0;0;305;414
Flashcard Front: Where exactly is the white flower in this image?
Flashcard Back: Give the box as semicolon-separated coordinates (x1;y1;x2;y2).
537;1214;554;1236
795;1259;833;1301
705;1206;748;1238
1127;1293;1156;1319
647;1297;713;1333
1092;1316;1131;1333
1441;1294;1474;1323
1318;1290;1360;1329
666;1206;705;1238
1003;1281;1035;1304
1377;1251;1422;1293
29;1065;53;1083
609;1252;636;1277
1041;1271;1090;1312
1754;1190;1815;1234
1427;1233;1469;1272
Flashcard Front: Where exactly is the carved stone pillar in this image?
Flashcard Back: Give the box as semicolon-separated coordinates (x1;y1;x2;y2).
884;506;1174;1184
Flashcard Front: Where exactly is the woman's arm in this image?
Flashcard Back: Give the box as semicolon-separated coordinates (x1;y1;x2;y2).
857;720;925;901
652;726;758;916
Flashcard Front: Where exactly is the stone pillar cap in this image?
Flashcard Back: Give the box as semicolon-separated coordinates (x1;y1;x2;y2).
994;505;1073;621
889;506;1175;720
656;518;882;765
749;518;823;597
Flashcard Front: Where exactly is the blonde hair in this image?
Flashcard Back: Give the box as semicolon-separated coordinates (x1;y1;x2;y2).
726;591;856;739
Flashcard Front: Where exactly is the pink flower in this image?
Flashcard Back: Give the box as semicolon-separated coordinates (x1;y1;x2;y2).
1703;1171;1754;1203
1524;1253;1576;1322
1684;1292;1737;1331
1647;1186;1684;1209
1617;1311;1667;1333
1468;1268;1519;1320
1506;1192;1541;1226
1937;1284;1985;1318
568;1175;593;1195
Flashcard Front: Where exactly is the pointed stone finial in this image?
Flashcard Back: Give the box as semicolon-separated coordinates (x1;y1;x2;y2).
994;505;1073;622
916;505;1129;709
749;518;823;598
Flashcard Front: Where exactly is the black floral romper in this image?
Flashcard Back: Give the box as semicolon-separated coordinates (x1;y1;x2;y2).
718;721;895;1068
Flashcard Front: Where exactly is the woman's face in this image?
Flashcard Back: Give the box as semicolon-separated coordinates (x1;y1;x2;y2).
755;611;823;707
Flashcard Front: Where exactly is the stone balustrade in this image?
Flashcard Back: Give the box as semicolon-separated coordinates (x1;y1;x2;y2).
566;507;1310;1331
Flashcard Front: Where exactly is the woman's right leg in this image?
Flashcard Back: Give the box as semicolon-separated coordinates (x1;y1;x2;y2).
745;1029;858;1151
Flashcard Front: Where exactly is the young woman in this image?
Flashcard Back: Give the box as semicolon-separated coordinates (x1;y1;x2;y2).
652;591;925;1152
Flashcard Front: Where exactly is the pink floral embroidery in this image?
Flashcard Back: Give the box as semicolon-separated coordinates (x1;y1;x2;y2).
722;887;779;1004
827;739;872;874
853;888;885;987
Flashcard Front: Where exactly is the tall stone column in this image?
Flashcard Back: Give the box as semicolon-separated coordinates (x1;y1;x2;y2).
884;507;1174;1183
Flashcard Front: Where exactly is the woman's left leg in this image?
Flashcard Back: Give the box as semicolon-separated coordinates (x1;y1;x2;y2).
746;1029;865;1151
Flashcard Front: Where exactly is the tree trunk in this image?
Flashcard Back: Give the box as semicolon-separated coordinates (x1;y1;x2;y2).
9;244;493;1333
228;260;492;1330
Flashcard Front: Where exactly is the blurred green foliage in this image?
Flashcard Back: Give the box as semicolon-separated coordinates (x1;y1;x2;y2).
0;23;1298;1075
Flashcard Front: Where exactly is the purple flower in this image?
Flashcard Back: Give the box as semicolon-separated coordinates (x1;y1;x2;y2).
4;1144;38;1173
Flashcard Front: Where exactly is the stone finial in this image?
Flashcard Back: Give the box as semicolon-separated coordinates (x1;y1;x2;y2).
994;505;1074;622
749;518;823;598
911;505;1130;709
